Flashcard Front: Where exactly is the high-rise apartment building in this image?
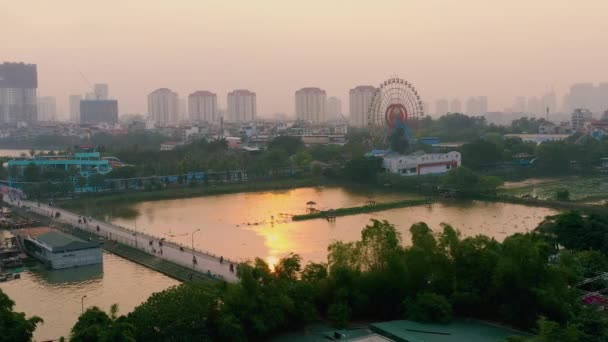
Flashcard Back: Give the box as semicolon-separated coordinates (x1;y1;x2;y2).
326;96;342;121
295;87;326;123
80;99;118;124
435;99;449;116
0;62;37;123
69;94;82;123
37;96;57;121
93;83;109;100
147;88;179;125
465;96;488;115
571;108;593;131
450;98;462;113
227;89;256;123
349;85;376;127
188;91;217;123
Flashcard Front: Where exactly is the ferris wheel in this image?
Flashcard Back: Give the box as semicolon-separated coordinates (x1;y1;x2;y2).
367;77;425;143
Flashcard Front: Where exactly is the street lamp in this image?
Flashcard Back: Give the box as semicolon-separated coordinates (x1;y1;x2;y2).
81;295;87;314
191;228;201;267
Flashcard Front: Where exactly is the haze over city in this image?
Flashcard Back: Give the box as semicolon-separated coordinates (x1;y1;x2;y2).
4;0;608;117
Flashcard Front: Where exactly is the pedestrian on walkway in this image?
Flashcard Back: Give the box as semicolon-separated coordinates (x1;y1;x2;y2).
220;256;223;264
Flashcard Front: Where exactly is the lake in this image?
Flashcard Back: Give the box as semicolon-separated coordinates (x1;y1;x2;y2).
0;251;178;341
97;187;558;268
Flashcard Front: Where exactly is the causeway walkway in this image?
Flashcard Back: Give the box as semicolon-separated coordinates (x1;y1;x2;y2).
4;195;239;282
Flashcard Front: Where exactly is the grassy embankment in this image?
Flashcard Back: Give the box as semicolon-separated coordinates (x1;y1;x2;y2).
292;198;432;221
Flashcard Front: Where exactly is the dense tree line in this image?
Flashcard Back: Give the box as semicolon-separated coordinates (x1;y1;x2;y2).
56;216;608;341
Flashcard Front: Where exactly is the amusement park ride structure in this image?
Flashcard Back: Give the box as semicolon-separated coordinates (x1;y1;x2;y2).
367;77;425;147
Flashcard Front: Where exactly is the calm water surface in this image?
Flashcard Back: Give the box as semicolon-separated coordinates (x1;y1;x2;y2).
106;187;558;268
0;251;178;341
0;148;48;157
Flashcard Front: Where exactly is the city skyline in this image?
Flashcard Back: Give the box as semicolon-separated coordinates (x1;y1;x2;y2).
4;0;608;118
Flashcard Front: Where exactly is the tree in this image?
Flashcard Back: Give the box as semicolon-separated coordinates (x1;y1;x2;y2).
342;157;383;183
389;127;409;154
23;164;40;182
0;289;43;342
89;174;106;192
268;136;304;155
77;176;88;192
403;292;453;323
71;304;135;342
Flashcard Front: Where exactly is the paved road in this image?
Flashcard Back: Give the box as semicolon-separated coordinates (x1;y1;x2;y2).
4;195;239;282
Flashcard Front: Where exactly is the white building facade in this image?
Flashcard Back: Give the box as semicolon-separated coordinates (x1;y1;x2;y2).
349;85;376;127
382;151;461;176
148;88;179;125
227;89;256;123
295;87;326;123
188;91;217;123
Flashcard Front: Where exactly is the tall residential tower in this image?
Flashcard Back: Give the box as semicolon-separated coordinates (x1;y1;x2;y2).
295;87;326;123
0;62;37;123
349;85;376;127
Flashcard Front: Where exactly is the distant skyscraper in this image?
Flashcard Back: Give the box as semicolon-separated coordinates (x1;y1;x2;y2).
80;99;118;124
465;97;479;115
326;96;342;121
541;91;557;117
478;96;488;114
527;96;542;116
512;96;526;113
37;96;57;121
565;83;595;113
227;89;256;123
0;62;37;123
69;94;82;123
435;99;449;116
93;83;109;100
147;88;179;125
450;98;462;113
188;91;217;123
349;85;376;127
295;87;327;123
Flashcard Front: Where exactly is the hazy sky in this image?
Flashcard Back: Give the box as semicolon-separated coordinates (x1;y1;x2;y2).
3;0;608;117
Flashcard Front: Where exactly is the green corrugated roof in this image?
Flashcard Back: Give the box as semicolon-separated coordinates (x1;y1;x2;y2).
370;320;532;342
35;231;100;252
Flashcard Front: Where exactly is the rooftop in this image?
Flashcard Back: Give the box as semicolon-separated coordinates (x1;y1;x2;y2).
370;320;531;342
34;230;100;252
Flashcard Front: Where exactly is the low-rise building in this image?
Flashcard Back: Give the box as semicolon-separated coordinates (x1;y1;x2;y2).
160;141;180;151
381;151;461;176
14;227;102;269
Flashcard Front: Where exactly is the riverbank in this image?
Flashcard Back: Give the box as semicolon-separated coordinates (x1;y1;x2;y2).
292;198;432;221
61;177;335;210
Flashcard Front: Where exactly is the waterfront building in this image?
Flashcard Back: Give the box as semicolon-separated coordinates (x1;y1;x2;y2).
14;227;102;269
148;88;179;125
349;85;376;127
80;99;118;124
0;62;38;124
37;96;57;121
69;94;82;123
7;151;115;180
188;91;217;123
227;89;256;123
381;151;461;176
295;87;326;123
